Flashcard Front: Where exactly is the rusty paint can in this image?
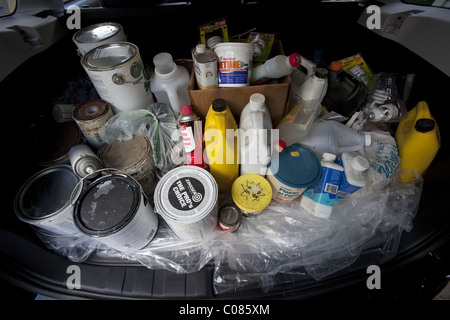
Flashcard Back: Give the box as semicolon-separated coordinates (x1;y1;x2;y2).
72;99;114;149
81;42;154;113
72;22;127;56
98;135;157;197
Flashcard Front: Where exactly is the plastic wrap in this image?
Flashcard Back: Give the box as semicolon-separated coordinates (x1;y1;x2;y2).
102;102;186;171
34;169;423;294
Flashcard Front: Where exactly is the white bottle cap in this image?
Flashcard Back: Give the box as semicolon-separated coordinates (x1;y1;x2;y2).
153;52;176;76
322;152;336;162
351;156;370;172
364;133;371;146
196;44;206;54
249;93;266;110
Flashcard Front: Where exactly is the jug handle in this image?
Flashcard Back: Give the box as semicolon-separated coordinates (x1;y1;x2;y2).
300;55;316;79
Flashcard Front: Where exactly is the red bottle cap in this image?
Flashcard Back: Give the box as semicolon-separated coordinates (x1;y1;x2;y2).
181;105;193;115
329;61;343;71
289;53;302;67
273;139;287;153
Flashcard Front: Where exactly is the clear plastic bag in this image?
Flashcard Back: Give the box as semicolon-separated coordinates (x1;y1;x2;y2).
102;102;186;171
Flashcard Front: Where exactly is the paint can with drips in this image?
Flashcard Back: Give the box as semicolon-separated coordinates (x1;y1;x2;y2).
69;144;103;179
72;22;127;56
98;135;157;197
14;165;83;236
81;42;154;113
154;166;218;240
73;173;158;253
72;99;114;149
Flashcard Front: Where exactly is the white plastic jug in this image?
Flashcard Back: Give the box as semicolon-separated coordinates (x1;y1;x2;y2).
291;67;328;103
250;53;301;85
239;93;273;176
150;52;191;115
335;152;370;201
298;120;371;159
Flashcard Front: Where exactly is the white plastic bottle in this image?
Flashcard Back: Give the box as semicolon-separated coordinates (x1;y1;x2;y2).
250;53;301;85
300;153;344;219
150;52;191;115
335;152;370;201
298;120;371;159
191;44;218;90
291;67;329;103
239;93;273;176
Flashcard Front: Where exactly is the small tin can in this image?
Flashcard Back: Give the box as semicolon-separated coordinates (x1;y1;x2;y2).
231;174;272;218
72;99;114;149
218;205;241;232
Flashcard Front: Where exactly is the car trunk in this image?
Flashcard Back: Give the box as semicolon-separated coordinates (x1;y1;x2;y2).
1;0;449;300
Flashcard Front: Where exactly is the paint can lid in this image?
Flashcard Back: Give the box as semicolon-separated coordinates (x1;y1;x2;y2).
268;144;321;189
74;22;123;44
73;99;110;121
154;166;218;223
14;165;81;221
231;174;272;214
73;174;141;236
82;42;138;70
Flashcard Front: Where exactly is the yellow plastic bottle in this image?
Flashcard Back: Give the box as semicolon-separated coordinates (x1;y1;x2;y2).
204;98;239;193
395;101;440;183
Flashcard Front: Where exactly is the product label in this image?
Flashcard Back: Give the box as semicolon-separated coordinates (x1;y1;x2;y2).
302;166;343;207
180;124;196;153
218;57;250;85
168;177;205;211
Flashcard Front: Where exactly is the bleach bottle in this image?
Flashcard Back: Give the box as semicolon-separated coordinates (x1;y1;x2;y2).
300;153;344;219
239;93;273;176
251;52;301;85
150;52;191;116
335;152;370;201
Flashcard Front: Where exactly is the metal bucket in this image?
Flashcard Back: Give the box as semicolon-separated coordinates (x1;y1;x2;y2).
72;22;127;56
14;165;83;236
72;99;114;149
73;173;158;253
98;135;157;197
81;42;154;113
154;166;218;240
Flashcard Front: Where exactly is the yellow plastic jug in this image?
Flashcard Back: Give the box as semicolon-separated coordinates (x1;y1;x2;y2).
204;98;239;193
395;101;440;183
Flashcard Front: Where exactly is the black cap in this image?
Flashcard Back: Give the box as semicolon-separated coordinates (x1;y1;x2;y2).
415;118;435;133
315;68;329;79
212;98;227;112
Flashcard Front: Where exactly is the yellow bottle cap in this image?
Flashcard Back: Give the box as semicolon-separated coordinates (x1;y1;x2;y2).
231;174;272;214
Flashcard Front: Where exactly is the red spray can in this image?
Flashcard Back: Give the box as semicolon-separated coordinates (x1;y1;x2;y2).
179;105;206;168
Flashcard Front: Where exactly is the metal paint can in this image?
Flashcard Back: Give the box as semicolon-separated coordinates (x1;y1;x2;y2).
72;99;114;149
73;173;158;253
154;166;218;240
14;165;83;236
218;205;241;232
81;42;154;113
69;144;103;178
72;22;127;56
98;135;157;197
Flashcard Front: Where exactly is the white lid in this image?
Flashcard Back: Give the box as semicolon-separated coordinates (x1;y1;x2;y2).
351;156;370;172
364;133;371;146
249;93;266;110
153;52;176;76
322;152;336;162
195;44;206;54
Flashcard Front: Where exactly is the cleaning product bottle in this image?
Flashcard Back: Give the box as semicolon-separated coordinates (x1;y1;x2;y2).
290;67;329;103
322;60;368;118
298;120;371;159
239;93;273;176
250;52;301;85
300;153;344;219
178;104;206;168
150;52;191;116
335;152;370;201
204;98;239;193
191;44;218;90
395;101;440;183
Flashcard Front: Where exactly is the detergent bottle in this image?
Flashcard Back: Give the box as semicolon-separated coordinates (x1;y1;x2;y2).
204;98;239;193
395;101;440;183
239;93;273;176
250;53;301;85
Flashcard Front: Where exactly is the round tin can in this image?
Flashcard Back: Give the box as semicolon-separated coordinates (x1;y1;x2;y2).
69;144;103;178
218;205;241;232
72;22;127;56
72;99;114;149
266;144;322;202
14;165;83;236
73;174;158;253
154;166;218;240
81;42;154;113
231;174;272;218
98;135;157;197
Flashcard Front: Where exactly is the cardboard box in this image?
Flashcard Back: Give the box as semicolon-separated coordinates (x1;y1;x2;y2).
188;40;290;127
